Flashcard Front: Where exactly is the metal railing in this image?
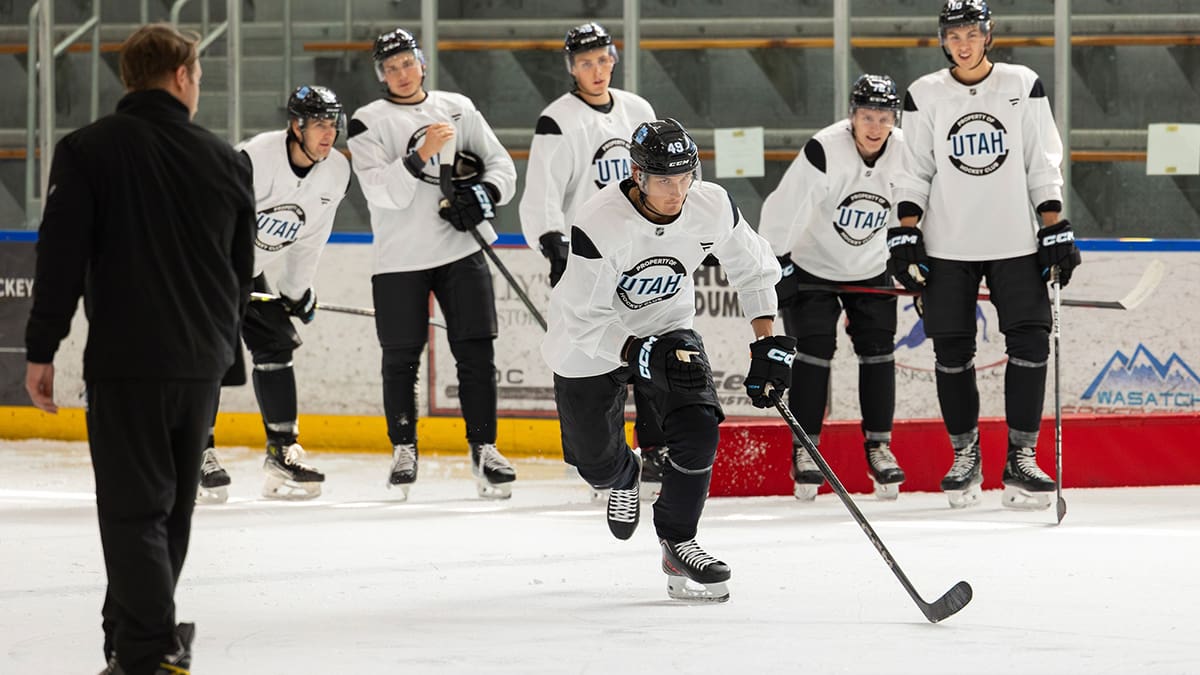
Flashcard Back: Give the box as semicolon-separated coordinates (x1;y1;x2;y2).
171;0;242;142
26;0;102;228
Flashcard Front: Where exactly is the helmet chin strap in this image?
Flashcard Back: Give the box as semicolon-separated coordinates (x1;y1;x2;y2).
636;182;683;220
290;126;326;164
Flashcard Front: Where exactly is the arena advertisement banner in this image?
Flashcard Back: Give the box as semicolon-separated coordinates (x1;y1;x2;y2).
23;241;1194;426
0;242;36;406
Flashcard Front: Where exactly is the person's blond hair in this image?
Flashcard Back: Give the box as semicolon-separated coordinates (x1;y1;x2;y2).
119;23;200;91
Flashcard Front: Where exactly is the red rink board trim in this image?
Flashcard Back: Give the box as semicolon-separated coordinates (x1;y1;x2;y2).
709;413;1200;497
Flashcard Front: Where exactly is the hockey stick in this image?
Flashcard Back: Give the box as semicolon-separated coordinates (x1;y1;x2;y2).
1052;269;1067;524
795;258;1165;310
248;292;448;328
438;134;548;332
771;392;973;623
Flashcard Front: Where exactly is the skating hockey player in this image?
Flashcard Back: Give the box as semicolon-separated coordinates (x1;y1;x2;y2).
348;28;519;499
893;0;1081;509
518;21;668;502
543;119;795;602
759;74;908;501
197;84;351;503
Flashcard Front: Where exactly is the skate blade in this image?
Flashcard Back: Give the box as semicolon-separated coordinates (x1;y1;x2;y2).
871;478;901;501
195;486;228;505
793;483;819;502
386;482;411;501
590;487;610;504
944;484;982;509
477;479;512;500
666;576;730;603
640;480;662;503
1001;485;1053;511
262;475;322;501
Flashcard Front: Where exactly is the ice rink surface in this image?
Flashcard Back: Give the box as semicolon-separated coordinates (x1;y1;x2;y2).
2;439;1199;675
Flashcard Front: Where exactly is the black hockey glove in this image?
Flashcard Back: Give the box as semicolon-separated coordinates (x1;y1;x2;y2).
885;226;930;292
1036;219;1082;288
775;254;800;309
539;231;570;287
281;289;316;324
439;183;497;232
744;335;798;408
625;330;711;394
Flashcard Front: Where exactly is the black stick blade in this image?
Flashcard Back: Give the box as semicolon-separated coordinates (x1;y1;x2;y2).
923;581;973;623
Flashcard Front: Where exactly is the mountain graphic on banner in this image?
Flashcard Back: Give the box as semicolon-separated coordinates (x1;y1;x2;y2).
1081;344;1200;400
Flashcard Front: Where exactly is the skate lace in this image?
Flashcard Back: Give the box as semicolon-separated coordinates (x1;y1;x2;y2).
866;443;899;471
947;446;979;478
475;443;512;471
201;449;223;476
607;484;639;523
391;444;417;472
1012;447;1050;479
281;444;318;471
793;447;819;473
673;539;719;570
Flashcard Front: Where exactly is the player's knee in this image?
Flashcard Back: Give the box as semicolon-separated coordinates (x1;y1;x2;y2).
250;349;293;367
851;332;895;359
662;405;720;472
795;335;836;364
381;345;423;378
1005;325;1050;364
932;336;976;369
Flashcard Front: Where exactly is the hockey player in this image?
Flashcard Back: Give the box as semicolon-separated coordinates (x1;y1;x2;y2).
348;28;520;499
543;119;795;602
892;0;1081;509
198;84;351;503
760;74;908;502
519;22;668;499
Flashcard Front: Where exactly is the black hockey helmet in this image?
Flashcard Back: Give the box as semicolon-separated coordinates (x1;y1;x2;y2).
286;85;345;129
563;22;619;73
849;74;900;116
372;27;424;80
629;118;702;182
938;0;994;64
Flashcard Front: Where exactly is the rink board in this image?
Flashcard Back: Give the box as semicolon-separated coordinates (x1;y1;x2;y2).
709;412;1200;497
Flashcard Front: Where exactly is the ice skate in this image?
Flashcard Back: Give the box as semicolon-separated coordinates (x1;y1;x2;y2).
941;442;982;509
470;442;516;500
1001;445;1055;510
638;445;667;503
262;442;324;500
660;538;731;603
195;447;230;505
606;450;642;540
791;444;825;501
865;441;905;501
387;443;418;501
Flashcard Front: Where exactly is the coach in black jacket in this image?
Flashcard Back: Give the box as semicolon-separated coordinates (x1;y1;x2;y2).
24;24;254;675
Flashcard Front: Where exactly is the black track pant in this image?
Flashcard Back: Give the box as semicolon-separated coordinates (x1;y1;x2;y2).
88;378;219;675
372;252;499;446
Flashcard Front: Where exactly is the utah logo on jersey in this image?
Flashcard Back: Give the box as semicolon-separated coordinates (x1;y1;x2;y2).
946;112;1009;176
255;203;306;252
833;191;890;246
592;138;633;189
616;256;688;310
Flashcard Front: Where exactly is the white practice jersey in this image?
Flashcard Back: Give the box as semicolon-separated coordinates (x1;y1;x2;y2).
236;129;351;299
759;119;905;281
894;63;1064;261
543;180;780;378
347;91;518;273
519;89;655;247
